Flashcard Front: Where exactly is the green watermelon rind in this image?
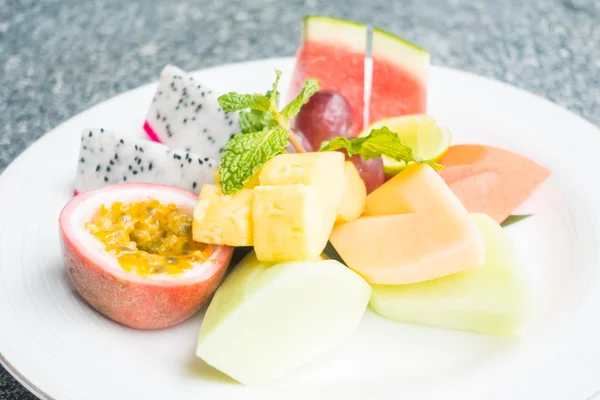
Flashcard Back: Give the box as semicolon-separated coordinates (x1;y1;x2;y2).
302;15;367;46
300;16;426;57
303;15;366;30
372;27;429;56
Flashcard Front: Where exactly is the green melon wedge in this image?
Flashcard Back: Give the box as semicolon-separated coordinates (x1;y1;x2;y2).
369;213;531;335
196;251;372;385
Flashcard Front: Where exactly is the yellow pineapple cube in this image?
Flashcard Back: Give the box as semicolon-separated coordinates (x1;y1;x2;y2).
192;184;254;246
213;168;260;189
336;161;367;223
252;184;333;262
258;152;345;214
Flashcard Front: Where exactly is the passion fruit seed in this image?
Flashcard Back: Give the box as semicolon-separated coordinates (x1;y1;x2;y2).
85;199;213;276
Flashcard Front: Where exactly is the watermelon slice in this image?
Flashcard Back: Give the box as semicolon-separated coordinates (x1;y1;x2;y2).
369;27;430;123
289;16;367;135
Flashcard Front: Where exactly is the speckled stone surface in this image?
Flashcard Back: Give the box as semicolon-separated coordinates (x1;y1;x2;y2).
1;0;599;398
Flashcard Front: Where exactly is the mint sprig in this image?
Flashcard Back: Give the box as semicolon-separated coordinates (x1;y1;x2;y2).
219;127;289;194
319;126;443;170
217;70;321;194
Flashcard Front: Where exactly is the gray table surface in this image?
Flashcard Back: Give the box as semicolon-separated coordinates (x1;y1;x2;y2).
1;0;599;398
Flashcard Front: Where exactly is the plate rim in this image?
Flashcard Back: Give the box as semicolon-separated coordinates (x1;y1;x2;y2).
1;56;600;400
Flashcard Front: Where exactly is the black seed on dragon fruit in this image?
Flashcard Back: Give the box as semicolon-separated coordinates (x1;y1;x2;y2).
73;128;217;196
143;65;239;159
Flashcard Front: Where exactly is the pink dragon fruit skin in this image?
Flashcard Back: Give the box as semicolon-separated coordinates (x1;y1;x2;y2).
74;128;217;195
143;65;239;158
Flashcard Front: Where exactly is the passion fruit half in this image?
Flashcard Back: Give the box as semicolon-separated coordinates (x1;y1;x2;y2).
59;183;233;330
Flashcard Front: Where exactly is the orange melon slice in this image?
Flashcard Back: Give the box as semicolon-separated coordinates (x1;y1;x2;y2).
438;145;551;224
330;164;484;285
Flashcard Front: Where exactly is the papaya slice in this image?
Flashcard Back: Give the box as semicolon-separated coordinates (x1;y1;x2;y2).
438;145;551;224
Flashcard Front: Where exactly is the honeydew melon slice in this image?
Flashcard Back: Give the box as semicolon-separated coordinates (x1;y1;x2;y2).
196;252;371;385
369;213;531;335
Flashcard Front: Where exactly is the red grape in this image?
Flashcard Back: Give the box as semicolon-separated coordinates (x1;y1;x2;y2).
284;130;314;153
292;91;354;151
347;153;385;194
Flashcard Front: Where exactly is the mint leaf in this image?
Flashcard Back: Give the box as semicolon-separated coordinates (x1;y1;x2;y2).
239;110;263;133
265;90;280;107
320;126;442;169
281;78;320;119
270;70;282;107
359;127;425;163
218;93;270;112
239;110;274;133
219;127;288;194
500;214;533;227
319;136;363;155
238;88;281;133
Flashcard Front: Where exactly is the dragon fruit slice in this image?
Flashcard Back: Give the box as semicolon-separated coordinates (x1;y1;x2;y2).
74;128;217;195
143;65;239;158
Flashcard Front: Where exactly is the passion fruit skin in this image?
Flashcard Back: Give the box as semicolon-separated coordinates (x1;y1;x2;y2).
59;183;234;330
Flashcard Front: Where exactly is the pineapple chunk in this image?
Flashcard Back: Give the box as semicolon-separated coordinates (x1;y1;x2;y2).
258;152;345;214
252;184;333;262
213;168;260;189
192;184;254;246
336;161;367;223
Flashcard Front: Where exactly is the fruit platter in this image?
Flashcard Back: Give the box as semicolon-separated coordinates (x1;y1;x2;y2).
2;15;600;400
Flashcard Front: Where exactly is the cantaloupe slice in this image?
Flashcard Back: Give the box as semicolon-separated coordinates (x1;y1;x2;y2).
330;164;484;284
438;145;550;224
196;252;371;385
369;213;531;335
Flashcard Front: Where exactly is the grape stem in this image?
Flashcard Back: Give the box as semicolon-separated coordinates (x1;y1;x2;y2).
287;132;306;153
274;111;306;153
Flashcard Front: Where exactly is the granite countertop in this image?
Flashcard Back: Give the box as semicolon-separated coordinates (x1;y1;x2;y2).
1;0;599;398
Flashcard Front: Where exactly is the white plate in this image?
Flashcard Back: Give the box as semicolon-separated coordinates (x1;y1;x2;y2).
1;57;599;400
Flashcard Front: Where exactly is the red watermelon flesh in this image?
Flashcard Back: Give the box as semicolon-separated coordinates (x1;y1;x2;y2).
289;16;367;135
369;27;430;123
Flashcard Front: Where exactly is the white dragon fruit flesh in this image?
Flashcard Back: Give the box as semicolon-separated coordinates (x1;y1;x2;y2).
74;128;217;195
143;64;239;159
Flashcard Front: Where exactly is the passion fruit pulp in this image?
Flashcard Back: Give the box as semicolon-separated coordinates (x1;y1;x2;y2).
59;183;233;330
85;199;214;276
